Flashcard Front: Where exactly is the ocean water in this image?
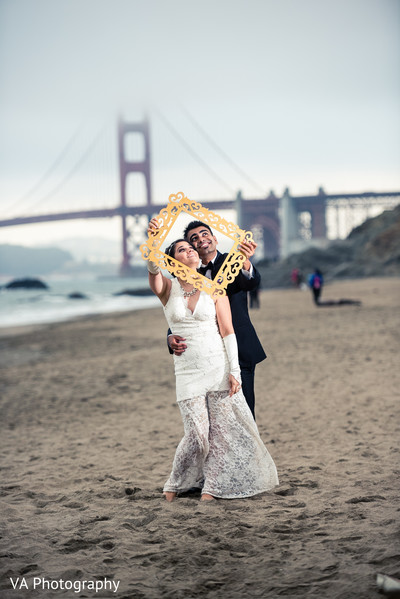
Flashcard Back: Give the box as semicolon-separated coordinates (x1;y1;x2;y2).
0;275;160;328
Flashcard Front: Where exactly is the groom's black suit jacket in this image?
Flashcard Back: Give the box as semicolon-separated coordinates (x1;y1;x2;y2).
212;251;266;367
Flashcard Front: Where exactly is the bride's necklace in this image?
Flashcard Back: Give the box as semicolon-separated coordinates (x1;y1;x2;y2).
179;284;198;298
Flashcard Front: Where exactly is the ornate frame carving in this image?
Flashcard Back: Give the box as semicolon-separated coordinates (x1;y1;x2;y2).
140;192;254;296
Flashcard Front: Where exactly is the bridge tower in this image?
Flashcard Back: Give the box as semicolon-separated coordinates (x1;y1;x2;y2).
280;187;328;258
118;115;152;275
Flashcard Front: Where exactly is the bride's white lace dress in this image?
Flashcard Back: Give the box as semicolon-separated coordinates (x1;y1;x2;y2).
163;278;278;498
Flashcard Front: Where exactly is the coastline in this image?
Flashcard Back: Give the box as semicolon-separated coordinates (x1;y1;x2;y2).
0;275;158;331
0;274;395;338
0;305;161;339
1;276;399;598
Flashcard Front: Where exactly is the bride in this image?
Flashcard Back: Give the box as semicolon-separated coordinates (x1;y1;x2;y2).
146;219;278;502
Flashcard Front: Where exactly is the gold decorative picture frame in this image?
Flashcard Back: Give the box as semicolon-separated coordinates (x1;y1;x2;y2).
140;191;254;297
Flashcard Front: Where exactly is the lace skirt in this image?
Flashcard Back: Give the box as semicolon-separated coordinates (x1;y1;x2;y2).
163;390;279;499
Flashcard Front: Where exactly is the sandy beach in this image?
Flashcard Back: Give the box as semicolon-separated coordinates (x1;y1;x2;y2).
0;277;399;599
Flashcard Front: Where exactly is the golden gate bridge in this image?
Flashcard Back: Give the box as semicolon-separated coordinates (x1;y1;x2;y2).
1;114;399;275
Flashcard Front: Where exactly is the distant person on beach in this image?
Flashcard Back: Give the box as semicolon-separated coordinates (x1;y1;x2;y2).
249;285;260;309
168;220;266;420
291;268;302;288
308;269;324;305
145;219;278;502
307;270;361;307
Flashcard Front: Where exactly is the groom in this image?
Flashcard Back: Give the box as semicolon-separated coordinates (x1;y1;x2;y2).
168;220;266;419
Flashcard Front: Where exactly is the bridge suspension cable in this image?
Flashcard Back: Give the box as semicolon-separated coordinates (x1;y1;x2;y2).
8;123;110;217
3;120;88;217
153;108;236;197
180;105;265;195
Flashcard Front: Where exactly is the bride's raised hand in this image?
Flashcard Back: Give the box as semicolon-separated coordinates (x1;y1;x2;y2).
228;374;241;397
147;217;160;236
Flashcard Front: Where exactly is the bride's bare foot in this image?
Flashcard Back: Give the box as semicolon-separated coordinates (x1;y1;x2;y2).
200;493;215;501
163;492;177;502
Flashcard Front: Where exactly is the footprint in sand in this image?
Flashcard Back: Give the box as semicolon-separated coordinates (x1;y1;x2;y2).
346;495;386;504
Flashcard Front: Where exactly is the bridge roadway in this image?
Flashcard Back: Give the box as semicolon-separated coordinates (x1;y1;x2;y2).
1;191;399;229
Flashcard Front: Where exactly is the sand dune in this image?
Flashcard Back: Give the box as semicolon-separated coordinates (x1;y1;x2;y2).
0;277;399;598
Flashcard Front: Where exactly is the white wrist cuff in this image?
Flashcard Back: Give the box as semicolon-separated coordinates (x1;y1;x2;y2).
223;333;241;382
242;264;254;279
147;260;161;275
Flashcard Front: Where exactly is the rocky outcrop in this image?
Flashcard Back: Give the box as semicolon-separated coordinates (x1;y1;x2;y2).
4;277;49;290
113;288;154;297
257;205;400;288
67;292;88;299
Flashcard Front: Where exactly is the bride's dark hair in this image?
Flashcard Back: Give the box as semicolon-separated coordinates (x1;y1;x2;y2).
165;239;195;259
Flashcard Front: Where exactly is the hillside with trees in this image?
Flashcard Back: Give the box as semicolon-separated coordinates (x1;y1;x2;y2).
0;245;73;276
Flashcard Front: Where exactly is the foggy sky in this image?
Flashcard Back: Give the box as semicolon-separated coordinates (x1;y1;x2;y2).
0;0;399;245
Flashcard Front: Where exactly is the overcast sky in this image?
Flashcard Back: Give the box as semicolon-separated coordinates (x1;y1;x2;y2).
0;0;399;246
